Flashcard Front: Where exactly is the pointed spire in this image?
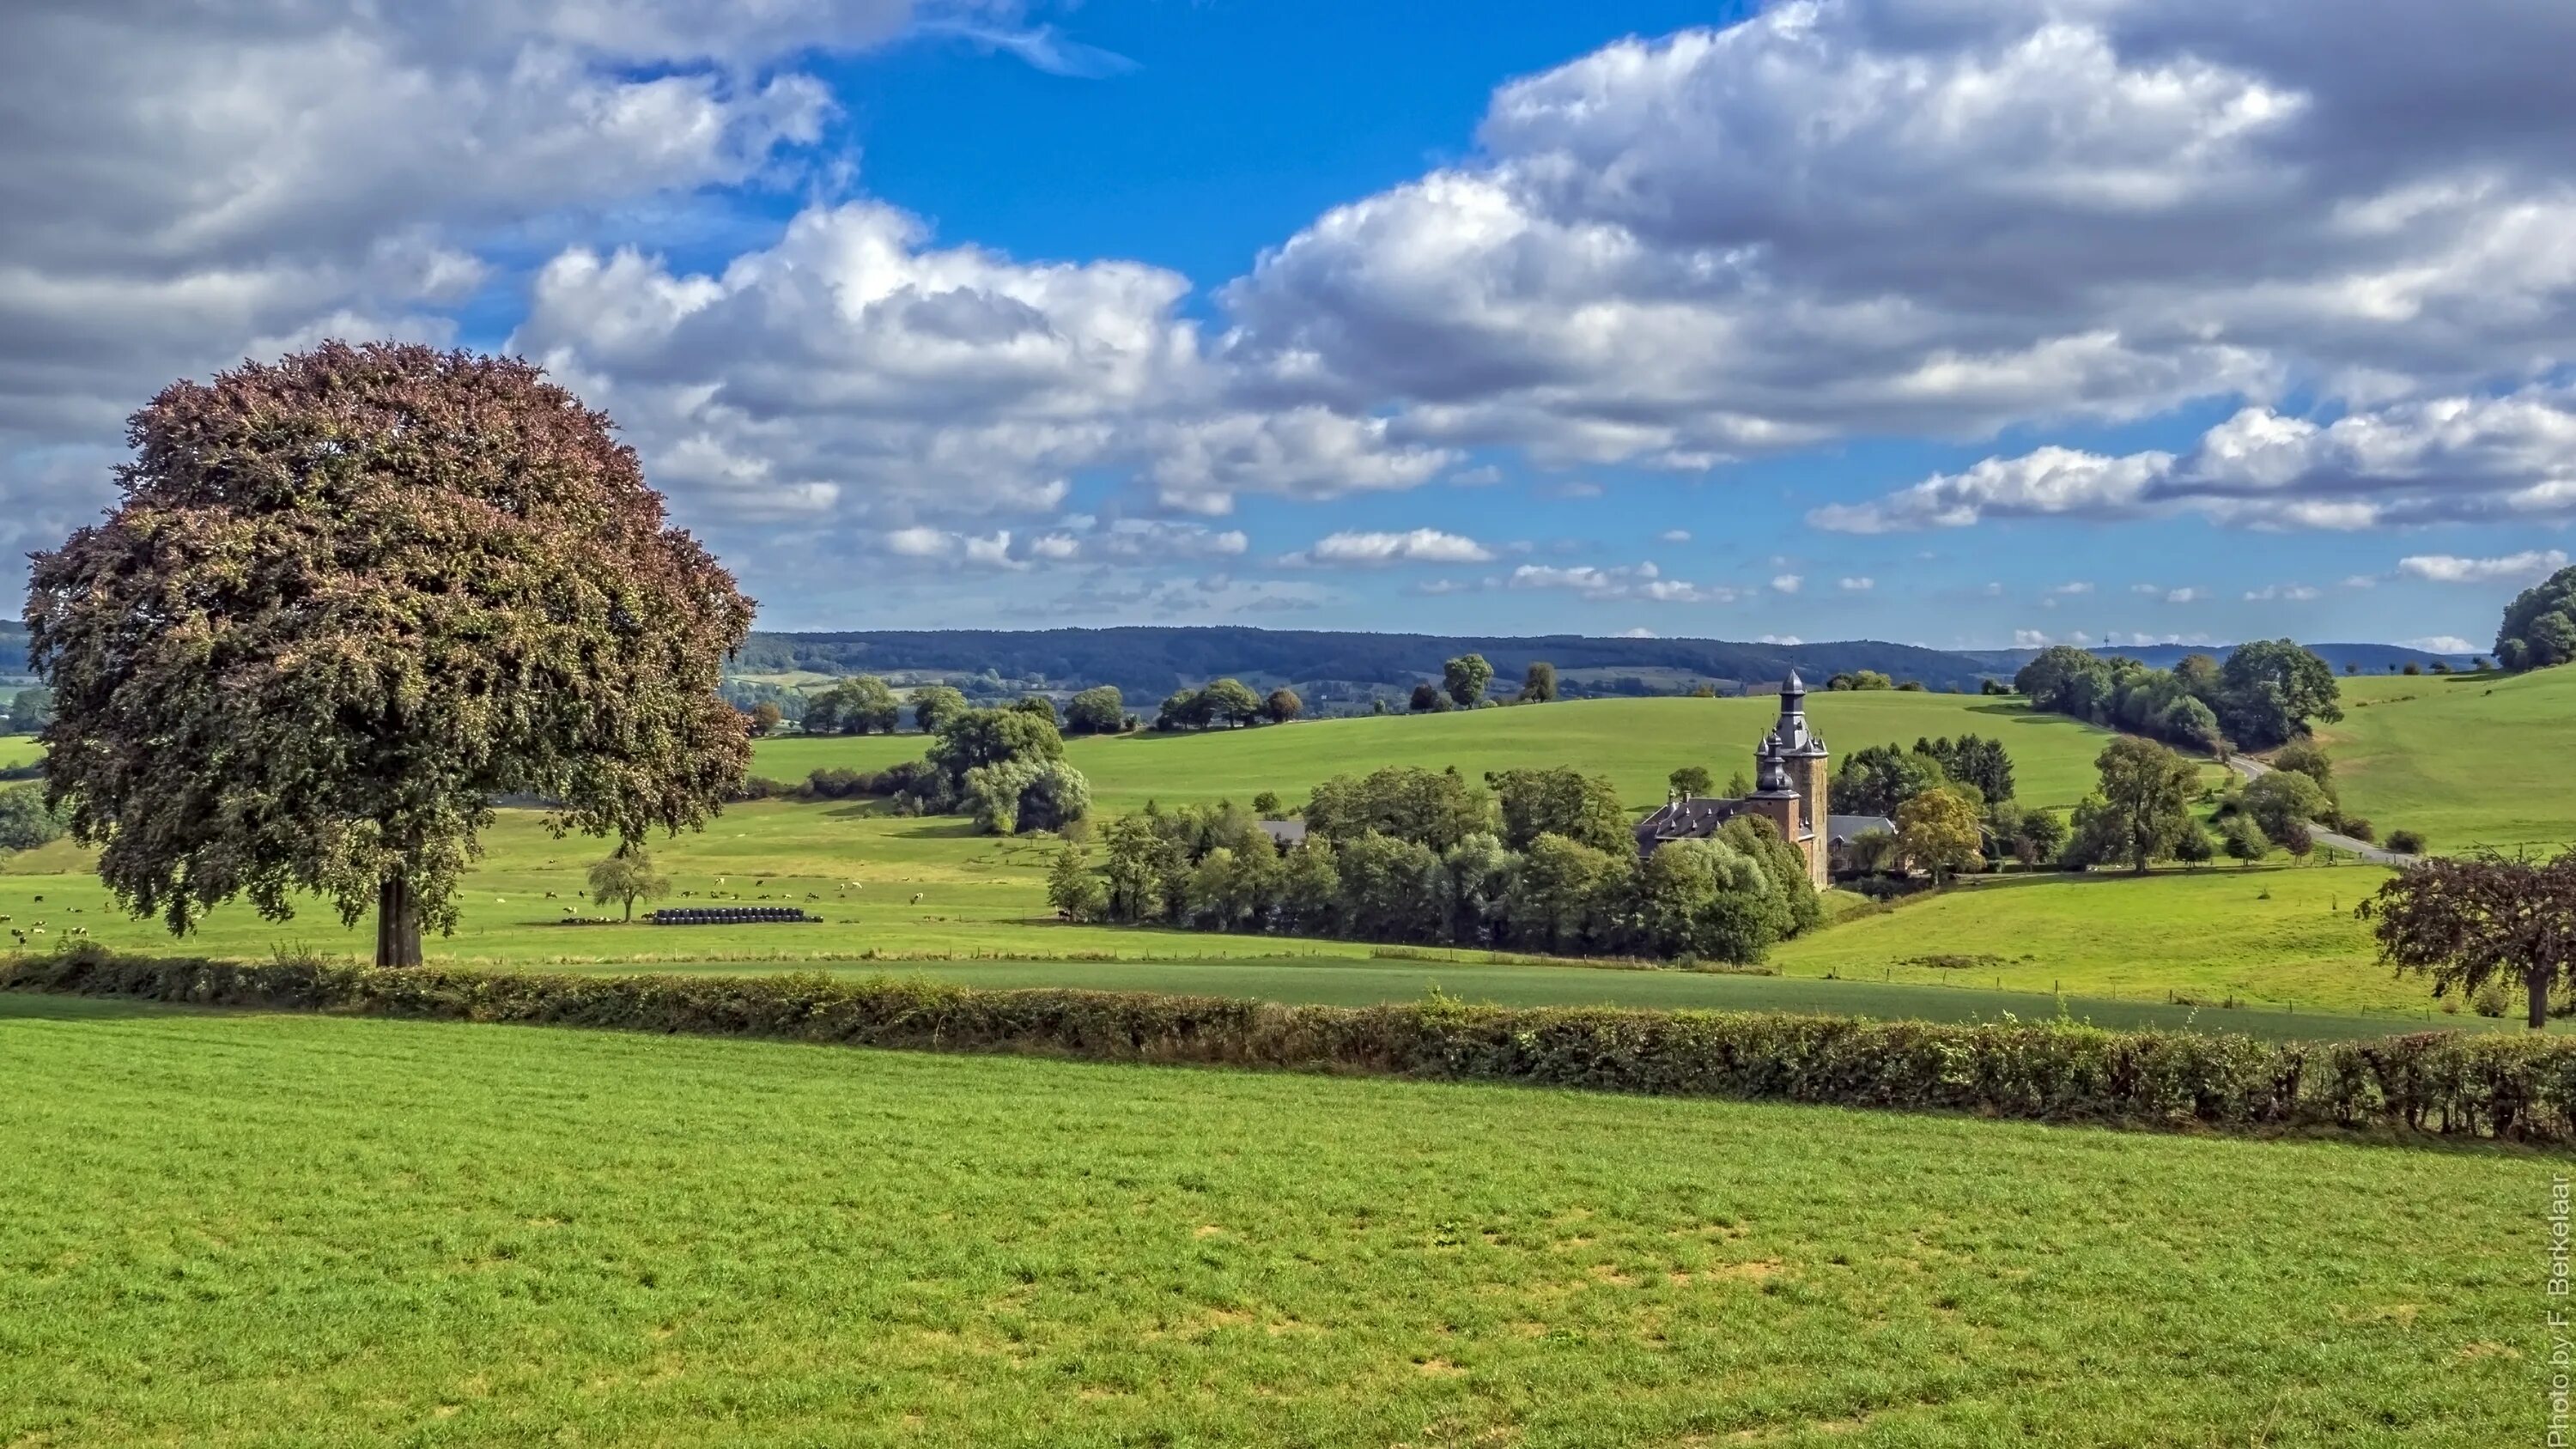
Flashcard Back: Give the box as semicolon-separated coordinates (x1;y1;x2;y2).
1783;666;1806;697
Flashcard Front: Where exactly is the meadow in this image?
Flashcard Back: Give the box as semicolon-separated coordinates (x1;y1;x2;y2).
2317;667;2576;852
0;685;2534;1027
0;994;2538;1447
752;691;2141;813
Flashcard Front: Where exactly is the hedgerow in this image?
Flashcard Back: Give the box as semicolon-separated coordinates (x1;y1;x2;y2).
9;945;2573;1142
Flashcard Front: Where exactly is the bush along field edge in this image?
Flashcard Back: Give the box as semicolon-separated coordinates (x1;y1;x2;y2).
9;946;2573;1143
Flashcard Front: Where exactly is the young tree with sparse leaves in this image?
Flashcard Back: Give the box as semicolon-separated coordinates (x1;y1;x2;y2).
27;343;751;967
587;847;671;923
1518;661;1558;703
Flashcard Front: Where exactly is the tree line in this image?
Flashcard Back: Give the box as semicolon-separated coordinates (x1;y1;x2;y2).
1045;765;1822;965
2014;640;2341;754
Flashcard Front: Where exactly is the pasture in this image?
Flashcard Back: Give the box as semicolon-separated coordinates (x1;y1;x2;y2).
2318;667;2576;852
1772;864;2429;1013
0;995;2537;1447
0;688;2540;1024
0;733;39;771
753;691;2148;814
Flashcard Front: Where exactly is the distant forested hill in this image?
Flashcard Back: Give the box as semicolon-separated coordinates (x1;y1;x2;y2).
732;627;2002;696
1954;641;2480;676
0;621;27;676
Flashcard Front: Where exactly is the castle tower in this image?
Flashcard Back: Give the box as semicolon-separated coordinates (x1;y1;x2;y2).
1745;740;1803;851
1768;669;1832;886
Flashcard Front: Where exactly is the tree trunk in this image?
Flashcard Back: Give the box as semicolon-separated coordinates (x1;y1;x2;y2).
375;874;423;968
2532;968;2552;1032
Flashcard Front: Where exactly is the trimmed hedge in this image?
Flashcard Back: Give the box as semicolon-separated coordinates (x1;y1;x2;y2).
9;946;2575;1142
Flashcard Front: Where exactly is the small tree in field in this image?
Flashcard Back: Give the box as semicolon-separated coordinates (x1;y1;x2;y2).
587;848;671;922
1897;785;1983;883
750;701;785;737
27;343;751;967
2089;737;2198;874
1262;687;1303;724
1519;660;1558;703
1047;846;1107;922
2362;851;2576;1029
1443;653;1493;709
1668;765;1713;797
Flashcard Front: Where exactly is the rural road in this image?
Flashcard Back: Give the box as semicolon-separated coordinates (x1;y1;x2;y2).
2222;755;2413;866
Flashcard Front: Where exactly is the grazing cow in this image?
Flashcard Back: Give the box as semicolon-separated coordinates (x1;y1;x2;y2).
910;893;925;905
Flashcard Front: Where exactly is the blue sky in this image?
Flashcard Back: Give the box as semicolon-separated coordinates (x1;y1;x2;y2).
7;0;2575;652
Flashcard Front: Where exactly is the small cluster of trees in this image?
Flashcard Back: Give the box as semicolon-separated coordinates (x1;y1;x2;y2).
1832;736;2014;815
1827;735;2054;882
4;688;51;736
2054;737;2348;874
1156;678;1300;731
1403;654;1566;712
2015;640;2341;753
1049;766;1822;963
2496;564;2576;671
1064;685;1128;735
0;785;65;852
801;676;902;735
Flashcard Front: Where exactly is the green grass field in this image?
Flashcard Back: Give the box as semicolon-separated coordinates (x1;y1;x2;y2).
2317;668;2576;852
0;690;2530;1024
1773;863;2430;1013
755;692;2143;813
0;995;2538;1446
0;732;39;770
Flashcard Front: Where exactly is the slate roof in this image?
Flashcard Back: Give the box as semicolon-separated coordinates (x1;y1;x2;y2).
1256;818;1309;846
1826;814;1894;845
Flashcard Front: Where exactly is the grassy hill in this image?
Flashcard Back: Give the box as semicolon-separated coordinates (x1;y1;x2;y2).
0;692;2484;1025
2314;668;2576;851
758;693;2138;814
0;995;2532;1446
1772;864;2424;1013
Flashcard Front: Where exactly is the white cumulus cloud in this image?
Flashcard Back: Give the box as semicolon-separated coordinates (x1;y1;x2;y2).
1280;528;1495;567
2397;549;2569;584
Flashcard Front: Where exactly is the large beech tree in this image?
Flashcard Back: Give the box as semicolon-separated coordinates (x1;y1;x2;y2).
26;343;753;967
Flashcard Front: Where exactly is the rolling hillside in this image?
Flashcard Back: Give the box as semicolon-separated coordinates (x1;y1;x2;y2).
2315;667;2576;850
757;692;2136;813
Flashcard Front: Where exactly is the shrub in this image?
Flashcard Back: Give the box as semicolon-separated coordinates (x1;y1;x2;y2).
2385;828;2427;856
14;947;2576;1142
2336;815;2376;843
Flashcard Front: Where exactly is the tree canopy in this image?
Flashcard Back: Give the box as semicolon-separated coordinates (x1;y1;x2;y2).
26;342;751;967
2363;850;2576;1028
1442;653;1493;709
2016;642;2338;753
2071;737;2202;873
804;676;900;736
1063;685;1125;735
2496;565;2576;671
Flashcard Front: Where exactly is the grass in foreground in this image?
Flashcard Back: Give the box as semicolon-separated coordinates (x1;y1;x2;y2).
0;996;2538;1446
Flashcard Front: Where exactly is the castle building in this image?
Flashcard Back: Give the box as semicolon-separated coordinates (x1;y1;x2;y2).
1630;670;1886;886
